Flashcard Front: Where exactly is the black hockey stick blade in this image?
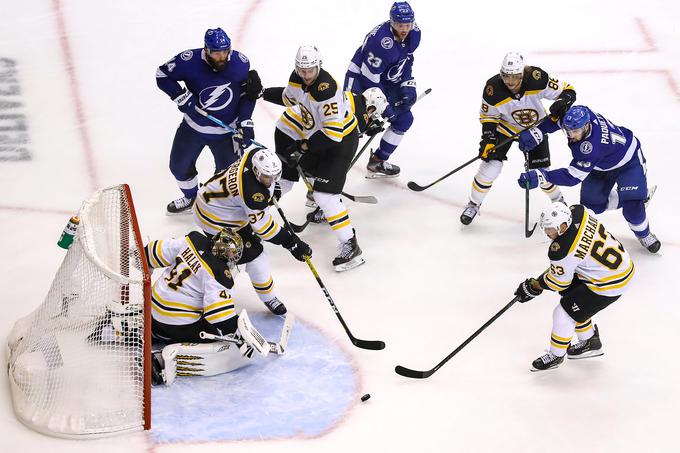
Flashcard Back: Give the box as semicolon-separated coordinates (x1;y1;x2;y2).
525;221;538;238
290;219;310;233
406;181;428;192
353;338;386;350
394;365;432;379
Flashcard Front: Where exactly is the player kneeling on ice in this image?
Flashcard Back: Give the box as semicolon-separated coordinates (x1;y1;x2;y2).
517;105;660;253
514;202;635;372
145;228;293;385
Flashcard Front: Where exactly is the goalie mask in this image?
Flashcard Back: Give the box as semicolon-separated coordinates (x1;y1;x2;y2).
211;228;243;266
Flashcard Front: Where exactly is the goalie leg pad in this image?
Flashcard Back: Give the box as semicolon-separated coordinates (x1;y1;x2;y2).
160;341;253;386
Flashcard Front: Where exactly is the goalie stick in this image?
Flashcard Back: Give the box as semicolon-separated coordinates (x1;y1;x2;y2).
199;313;295;356
348;88;433;171
395;296;518;379
407;117;549;192
272;197;385;350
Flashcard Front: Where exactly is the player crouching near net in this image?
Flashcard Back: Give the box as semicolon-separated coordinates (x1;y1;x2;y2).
258;45;364;272
513;202;635;371
146;228;292;385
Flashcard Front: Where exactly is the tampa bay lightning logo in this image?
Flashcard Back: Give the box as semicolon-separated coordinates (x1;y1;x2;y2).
180;50;193;61
381;37;393;50
199;83;233;111
580;141;593;155
386;58;409;82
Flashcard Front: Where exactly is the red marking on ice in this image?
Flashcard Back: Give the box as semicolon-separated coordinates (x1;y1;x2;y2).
0;205;73;216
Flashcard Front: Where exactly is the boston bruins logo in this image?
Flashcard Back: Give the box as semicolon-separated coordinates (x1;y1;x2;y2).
485;84;494;97
511;109;539;127
299;104;316;130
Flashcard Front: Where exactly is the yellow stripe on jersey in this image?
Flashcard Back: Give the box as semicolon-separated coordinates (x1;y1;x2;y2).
155;241;172;267
152;301;201;320
567;209;589;256
236;148;251;205
288;81;302;89
205;307;236;323
204;299;233;313
585;260;634;283
580;261;636;293
280;116;305;139
152;287;200;311
493;97;514;107
524;89;542;96
253;214;280;240
346;90;356;113
186;239;214;278
194;202;246;233
146;241;162;268
544;273;571;291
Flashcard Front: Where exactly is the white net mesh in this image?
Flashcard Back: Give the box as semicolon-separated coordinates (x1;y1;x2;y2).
6;185;150;438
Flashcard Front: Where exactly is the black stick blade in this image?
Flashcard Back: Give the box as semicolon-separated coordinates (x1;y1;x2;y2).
407;181;426;192
353;339;386;350
394;365;432;379
290;220;309;233
525;222;537;238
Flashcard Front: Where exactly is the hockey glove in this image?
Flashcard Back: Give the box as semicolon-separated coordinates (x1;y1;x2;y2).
284;140;309;168
514;278;543;303
478;130;498;160
365;117;385;137
518;127;543;152
173;90;196;114
517;169;547;190
234;119;255;154
245;69;264;101
549;91;575;118
397;79;417;108
285;235;312;261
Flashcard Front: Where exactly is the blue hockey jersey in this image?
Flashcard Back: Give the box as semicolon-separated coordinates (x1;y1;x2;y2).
539;107;644;186
346;21;421;92
156;48;255;137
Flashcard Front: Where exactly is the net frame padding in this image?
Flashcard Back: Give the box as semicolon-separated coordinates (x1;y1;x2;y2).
6;184;151;438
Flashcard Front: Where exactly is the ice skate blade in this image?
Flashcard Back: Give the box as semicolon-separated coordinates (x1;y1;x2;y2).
530;364;561;372
165;209;193;217
567;350;604;360
334;256;366;272
365;171;400;179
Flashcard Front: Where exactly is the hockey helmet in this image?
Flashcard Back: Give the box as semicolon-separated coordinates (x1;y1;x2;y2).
212;228;243;264
500;52;524;76
252;148;282;187
204;28;231;52
539;202;572;236
562;105;592;141
363;87;390;118
295;45;322;74
390;2;415;23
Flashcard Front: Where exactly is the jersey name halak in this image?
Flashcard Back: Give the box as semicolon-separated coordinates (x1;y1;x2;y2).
145;232;235;327
480;67;574;137
538;205;636;297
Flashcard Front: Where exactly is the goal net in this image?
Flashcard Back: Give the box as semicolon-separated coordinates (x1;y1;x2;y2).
6;184;151;438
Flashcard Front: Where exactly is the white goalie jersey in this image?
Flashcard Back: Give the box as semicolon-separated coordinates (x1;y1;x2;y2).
277;68;358;142
480;66;574;136
538;205;636;298
145;232;236;327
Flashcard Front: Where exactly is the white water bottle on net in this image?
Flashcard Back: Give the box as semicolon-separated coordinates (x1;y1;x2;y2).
6;184;151;438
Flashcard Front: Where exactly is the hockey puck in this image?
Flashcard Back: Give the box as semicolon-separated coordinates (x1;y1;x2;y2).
361;393;371;402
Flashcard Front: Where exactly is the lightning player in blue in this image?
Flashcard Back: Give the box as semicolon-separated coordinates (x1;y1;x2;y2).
517;105;661;253
344;1;420;178
156;28;264;215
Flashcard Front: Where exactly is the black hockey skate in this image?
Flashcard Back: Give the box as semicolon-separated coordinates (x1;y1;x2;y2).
306;207;326;224
333;229;365;272
366;156;400;178
264;297;287;316
639;232;661;253
530;351;564;372
166;196;195;216
567;325;604;359
460;202;480;225
151;352;165;386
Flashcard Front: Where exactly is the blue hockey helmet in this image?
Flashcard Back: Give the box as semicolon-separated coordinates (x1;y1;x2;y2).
390;2;415;23
204;28;231;52
563;106;591;130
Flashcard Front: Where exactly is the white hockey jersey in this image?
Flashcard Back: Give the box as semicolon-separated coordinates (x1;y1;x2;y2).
277;69;358;142
145;232;236;326
538;205;636;298
479;66;574;136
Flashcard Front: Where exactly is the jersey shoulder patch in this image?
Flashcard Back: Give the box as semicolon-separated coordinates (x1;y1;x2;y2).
523;66;549;91
241;157;271;211
309;70;337;102
482;75;511;105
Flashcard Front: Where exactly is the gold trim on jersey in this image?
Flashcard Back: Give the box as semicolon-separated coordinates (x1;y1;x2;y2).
578;260;636;293
346;90;356;113
289;81;302;89
567;209;589;256
236;149;251;201
186;239;214;278
152;288;202;320
544;273;571;291
282;110;306;136
494;97;514;108
194;201;246;232
252;214;280;240
148;240;171;268
204;299;236;323
524;89;542;97
323;114;357;139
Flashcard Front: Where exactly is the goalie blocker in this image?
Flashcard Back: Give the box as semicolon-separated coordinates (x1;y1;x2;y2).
153;310;294;385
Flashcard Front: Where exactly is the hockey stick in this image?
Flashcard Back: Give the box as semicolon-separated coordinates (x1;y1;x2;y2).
195;106;268;149
395;296;519;378
198;313;294;355
407;117;549;192
348;88;433;171
524;155;538;238
272;198;386;350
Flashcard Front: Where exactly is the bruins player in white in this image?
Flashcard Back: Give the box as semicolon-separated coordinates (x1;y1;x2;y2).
146;228;273;385
261;45;364;271
514;202;636;371
461;52;576;225
192;147;312;314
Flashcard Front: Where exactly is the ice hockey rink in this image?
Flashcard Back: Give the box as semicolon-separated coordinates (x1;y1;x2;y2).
2;0;679;451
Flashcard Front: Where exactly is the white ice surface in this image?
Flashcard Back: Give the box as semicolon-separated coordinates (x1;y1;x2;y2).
1;1;679;452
